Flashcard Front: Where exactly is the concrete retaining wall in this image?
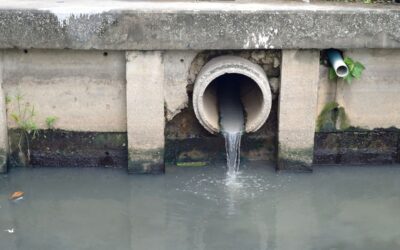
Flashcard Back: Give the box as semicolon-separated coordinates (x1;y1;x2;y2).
1;47;400;172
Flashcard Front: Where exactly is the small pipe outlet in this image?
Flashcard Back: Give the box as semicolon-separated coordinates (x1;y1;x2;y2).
327;49;349;78
192;56;272;134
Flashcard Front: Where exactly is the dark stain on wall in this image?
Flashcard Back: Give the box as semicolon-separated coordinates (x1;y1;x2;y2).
314;128;400;165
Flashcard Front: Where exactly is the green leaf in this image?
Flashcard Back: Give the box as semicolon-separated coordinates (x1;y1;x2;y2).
21;120;38;134
45;116;58;129
351;62;365;79
328;67;338;80
344;57;355;72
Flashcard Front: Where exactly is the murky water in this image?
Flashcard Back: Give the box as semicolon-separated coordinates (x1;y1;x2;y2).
1;164;400;250
218;76;244;177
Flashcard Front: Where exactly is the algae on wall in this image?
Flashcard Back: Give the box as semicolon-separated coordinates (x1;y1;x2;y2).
7;129;128;168
316;102;349;132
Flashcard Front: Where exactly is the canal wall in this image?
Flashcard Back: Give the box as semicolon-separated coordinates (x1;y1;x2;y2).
0;1;400;173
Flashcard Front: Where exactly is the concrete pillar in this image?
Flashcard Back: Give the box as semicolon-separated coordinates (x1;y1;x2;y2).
278;50;320;171
0;51;7;173
126;51;165;174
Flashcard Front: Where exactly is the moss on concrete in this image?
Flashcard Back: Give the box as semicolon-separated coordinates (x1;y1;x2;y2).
278;144;313;172
0;148;7;173
316;102;349;132
314;128;400;165
176;161;207;167
8;129;127;168
128;148;164;174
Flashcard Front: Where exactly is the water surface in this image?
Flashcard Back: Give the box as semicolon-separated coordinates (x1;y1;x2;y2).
1;164;400;250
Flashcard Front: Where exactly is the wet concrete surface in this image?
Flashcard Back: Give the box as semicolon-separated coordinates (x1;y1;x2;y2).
1;163;400;250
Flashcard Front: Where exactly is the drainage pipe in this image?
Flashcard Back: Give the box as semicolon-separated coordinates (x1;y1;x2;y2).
327;49;349;78
192;55;272;134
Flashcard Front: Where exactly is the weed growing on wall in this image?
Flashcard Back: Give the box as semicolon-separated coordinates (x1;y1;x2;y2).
45;116;58;129
6;93;38;164
329;57;365;84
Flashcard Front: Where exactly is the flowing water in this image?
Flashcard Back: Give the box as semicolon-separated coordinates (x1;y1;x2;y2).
217;78;244;180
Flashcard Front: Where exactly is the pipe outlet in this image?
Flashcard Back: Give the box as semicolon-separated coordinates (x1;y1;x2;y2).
193;55;272;134
327;49;349;78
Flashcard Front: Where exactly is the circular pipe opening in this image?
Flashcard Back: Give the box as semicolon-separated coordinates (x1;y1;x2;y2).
336;65;349;78
193;56;272;134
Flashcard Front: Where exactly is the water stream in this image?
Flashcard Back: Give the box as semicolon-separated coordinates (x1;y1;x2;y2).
217;78;244;181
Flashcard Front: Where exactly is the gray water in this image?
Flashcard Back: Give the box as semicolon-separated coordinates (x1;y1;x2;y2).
218;79;244;177
1;164;400;250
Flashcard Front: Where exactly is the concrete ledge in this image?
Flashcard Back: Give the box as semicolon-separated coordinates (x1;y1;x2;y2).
0;2;399;50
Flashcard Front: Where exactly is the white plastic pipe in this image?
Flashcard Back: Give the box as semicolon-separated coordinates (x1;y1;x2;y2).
327;49;349;78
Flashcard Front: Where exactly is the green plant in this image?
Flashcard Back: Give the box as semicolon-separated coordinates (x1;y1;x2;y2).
316;102;349;132
7;93;38;163
328;57;365;84
45;116;58;129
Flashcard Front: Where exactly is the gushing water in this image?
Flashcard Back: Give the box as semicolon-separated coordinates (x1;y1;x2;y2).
217;77;244;181
223;132;242;176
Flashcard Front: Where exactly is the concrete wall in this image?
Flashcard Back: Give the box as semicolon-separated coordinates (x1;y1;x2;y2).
338;49;400;129
10;48;386;137
317;49;400;130
2;49;127;132
1;47;400;172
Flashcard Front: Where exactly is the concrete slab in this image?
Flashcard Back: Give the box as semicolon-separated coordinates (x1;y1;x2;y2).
126;51;165;174
278;50;320;171
0;1;399;50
